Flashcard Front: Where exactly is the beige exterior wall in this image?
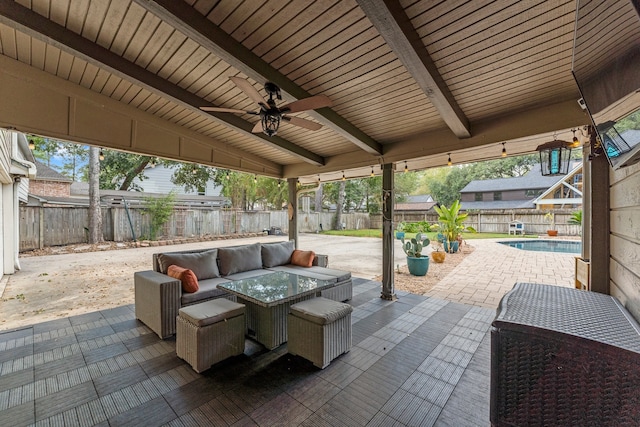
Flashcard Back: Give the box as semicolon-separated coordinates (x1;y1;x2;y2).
609;161;640;322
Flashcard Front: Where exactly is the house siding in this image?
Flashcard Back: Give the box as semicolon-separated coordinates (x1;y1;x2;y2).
609;160;640;322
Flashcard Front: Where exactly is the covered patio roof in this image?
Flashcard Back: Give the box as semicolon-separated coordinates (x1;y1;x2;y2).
0;0;589;182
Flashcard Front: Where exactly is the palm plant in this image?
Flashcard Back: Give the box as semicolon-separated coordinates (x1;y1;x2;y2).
568;210;582;225
433;200;476;244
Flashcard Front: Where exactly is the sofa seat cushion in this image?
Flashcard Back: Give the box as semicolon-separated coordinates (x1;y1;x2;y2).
261;240;295;267
290;297;353;325
181;277;232;306
218;243;262;276
266;266;337;284
179;298;245;327
277;265;351;283
224;269;274;281
157;249;220;280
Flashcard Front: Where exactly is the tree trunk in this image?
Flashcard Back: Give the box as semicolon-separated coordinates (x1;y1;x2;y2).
314;183;323;212
88;146;103;243
335;181;345;229
118;159;149;190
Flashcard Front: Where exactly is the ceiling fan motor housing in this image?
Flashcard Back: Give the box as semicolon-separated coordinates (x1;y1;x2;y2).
264;82;282;100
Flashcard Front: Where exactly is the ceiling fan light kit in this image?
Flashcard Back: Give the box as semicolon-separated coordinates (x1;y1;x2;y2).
200;78;332;137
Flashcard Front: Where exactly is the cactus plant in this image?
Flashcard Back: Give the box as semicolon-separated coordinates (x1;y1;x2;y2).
401;233;430;258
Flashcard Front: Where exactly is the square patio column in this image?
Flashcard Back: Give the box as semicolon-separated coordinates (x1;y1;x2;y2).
381;163;396;300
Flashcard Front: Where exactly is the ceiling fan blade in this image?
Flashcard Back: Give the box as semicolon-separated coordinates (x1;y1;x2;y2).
199;107;257;114
251;121;263;133
230;76;268;108
282;115;323;131
280;94;332;113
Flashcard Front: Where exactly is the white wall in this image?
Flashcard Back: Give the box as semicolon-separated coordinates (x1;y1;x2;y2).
609;160;640;322
131;164;221;196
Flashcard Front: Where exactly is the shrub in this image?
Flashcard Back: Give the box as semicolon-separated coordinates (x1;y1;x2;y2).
143;192;176;240
402;221;432;233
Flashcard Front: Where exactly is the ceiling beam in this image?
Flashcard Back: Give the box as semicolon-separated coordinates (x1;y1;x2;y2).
0;1;325;166
132;0;384;156
357;0;471;138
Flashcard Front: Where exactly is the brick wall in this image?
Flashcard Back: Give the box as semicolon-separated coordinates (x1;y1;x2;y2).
30;180;71;197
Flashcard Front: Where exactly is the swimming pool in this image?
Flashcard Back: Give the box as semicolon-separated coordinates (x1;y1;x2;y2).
499;240;582;254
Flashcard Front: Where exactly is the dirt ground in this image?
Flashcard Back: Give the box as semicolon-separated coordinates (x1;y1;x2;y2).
374;242;474;294
0;235;472;332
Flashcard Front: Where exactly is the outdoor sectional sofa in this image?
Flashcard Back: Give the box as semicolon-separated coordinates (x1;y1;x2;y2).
134;240;352;339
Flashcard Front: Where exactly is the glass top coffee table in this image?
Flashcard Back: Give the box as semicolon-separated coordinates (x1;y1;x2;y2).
217;271;335;349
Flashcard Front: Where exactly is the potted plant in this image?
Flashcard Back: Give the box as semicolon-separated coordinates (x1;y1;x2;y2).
395;221;406;240
544;212;558;236
430;240;446;263
433;200;476;253
401;233;430;276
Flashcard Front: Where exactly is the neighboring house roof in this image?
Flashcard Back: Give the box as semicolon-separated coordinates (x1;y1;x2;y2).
395;194;436;211
460;162;580;193
33;161;72;182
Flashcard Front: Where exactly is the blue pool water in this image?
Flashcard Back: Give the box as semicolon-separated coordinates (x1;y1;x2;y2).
499;240;582;254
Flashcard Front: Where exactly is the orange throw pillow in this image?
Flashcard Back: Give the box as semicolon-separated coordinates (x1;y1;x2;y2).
167;265;199;293
291;249;315;267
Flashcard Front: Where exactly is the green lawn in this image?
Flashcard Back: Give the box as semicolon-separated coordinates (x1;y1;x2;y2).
320;229;539;239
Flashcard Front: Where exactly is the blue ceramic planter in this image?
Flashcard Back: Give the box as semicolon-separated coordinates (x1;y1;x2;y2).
396;231;405;240
406;256;430;276
444;240;460;253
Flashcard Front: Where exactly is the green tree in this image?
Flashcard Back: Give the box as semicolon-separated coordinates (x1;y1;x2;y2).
170;163;217;194
143;192;176;240
99;150;154;191
30;137;60;167
59;142;88;181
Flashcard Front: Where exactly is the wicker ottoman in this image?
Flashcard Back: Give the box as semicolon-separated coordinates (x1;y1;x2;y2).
176;298;245;373
288;297;352;369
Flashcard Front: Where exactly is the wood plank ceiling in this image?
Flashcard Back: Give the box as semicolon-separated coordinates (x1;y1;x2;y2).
0;0;588;182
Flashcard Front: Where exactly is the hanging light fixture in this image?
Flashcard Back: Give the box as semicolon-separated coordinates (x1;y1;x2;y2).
253;175;257;184
570;129;580;148
501;142;507;158
192;165;198;174
99;150;104;161
149;158;155;168
404;161;408;173
370;166;375;177
342;171;346;181
226;170;230;180
447;153;452;166
536;138;572;176
277;180;281;188
28;138;35;150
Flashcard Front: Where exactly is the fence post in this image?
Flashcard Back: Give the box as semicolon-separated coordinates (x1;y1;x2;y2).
39;207;44;249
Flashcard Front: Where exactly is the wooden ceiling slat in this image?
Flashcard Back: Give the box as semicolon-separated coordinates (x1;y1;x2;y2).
136;91;162;110
65;0;90;36
109;2;147;57
188;61;233;97
215;0;268;33
79;62;100;89
47;0;69;27
15;31;30;63
252;0;341;59
0;24;17;58
31;36;47;69
162;42;207;83
133;22;173;68
144;30;188;74
96;1;128;49
110;79;135;101
192;0;221;18
90;68;112;93
122;13;163;63
56;50;75;80
262;1;356;65
119;84;144;104
68;57;87;84
129;88;154;109
81;1;111;43
31;0;51;23
228;2;289;44
43;44;61;75
101;74;124;97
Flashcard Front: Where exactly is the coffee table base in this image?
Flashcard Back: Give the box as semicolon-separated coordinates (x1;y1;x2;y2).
238;294;316;350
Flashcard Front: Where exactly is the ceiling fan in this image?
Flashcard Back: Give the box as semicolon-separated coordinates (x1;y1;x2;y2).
200;77;332;136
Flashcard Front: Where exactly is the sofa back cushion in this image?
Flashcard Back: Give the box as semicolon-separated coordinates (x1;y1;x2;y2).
157;249;220;280
218;243;263;276
261;240;295;267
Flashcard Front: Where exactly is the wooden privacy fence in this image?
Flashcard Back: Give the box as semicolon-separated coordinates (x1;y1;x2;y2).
18;207;371;251
19;206;578;252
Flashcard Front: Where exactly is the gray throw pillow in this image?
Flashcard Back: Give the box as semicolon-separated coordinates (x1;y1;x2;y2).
261;240;295;267
157;249;219;280
218;243;262;276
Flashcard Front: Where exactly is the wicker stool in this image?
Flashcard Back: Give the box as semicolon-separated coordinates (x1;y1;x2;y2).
176;299;245;373
288;297;352;369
